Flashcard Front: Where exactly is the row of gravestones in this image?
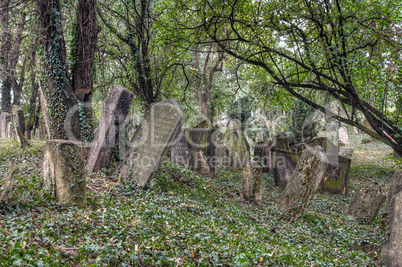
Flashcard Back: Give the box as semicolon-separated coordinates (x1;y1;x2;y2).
25;85;400;264
41;86;185;203
276;144;402;264
0;107;48;143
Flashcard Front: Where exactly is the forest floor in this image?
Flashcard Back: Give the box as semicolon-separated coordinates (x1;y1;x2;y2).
0;134;401;266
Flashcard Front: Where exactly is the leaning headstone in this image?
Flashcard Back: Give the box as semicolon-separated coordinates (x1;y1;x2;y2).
277;146;328;216
87;85;134;172
338;126;349;144
11;105;25;137
170;133;191;166
42;140;87;207
345;182;385;223
0;112;11;138
384;170;402;215
380;191;402;266
130;99;184;187
0;166;19;201
271;133;304;187
188;120;216;177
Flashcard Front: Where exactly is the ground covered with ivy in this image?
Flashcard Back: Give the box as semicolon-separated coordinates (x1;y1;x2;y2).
0;136;400;266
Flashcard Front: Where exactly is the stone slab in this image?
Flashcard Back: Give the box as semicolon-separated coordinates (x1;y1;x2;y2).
130;99;184;187
87;85;134;172
0;112;11;138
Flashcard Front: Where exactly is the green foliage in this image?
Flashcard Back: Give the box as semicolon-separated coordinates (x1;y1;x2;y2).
0;138;397;265
227;96;252;125
288;99;319;143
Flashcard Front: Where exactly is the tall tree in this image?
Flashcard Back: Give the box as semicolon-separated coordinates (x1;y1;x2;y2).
0;0;11;113
36;0;98;140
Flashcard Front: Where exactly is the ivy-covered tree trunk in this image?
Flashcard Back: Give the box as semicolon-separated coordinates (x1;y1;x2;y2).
0;0;11;113
71;0;99;125
36;0;96;141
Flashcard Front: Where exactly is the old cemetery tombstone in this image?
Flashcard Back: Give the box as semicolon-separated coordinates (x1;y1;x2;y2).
264;140;274;173
0;112;11;138
6;121;11;138
224;119;249;169
11;105;25;138
0;166;19;201
271;133;304;187
87;86;134;172
338;126;349;144
384;170;402;216
130;99;184;187
321;155;351;195
380;190;402;266
170;131;192;166
187;120;216;178
277;146;328;216
251;142;265;204
345;182;385;223
42;140;87;207
213;129;229;170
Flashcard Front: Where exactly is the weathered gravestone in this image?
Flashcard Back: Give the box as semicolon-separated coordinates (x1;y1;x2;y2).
11;105;25;138
0;112;11;138
0;166;19;201
170;132;191;166
277;146;328;216
14;126;29;148
87;85;134;172
264;140;274;173
251;142;265;205
214;145;229;170
345;182;385;223
6;122;11;138
271;133;304;187
42;140;87;207
224;119;250;169
380;191;402;266
130;99;184;187
338;126;349;144
187;120;216;177
384;170;402;216
321;155;351;195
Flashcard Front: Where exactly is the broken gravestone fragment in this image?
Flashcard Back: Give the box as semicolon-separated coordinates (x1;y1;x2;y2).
345;182;385;223
277;146;328;217
87;85;134;172
384;170;402;216
130;99;184;187
42;140;87;207
380;190;402;266
0;166;19;201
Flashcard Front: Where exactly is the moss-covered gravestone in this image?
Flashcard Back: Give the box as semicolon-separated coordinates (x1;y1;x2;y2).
188;120;216;177
277;146;328;216
224;119;250;169
11;105;25;138
87;86;134;172
345;182;385;223
321;155;351;195
380;191;402;266
271;134;304;187
0;112;11;138
130;99;184;187
42;140;87;207
0;166;19;201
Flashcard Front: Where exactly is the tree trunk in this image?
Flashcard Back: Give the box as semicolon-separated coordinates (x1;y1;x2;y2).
36;0;81;140
72;0;99;126
10;11;26;105
26;47;39;140
0;0;11;113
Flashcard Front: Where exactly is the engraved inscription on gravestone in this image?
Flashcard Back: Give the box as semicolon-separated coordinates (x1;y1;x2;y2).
171;133;191;166
130;99;184;187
